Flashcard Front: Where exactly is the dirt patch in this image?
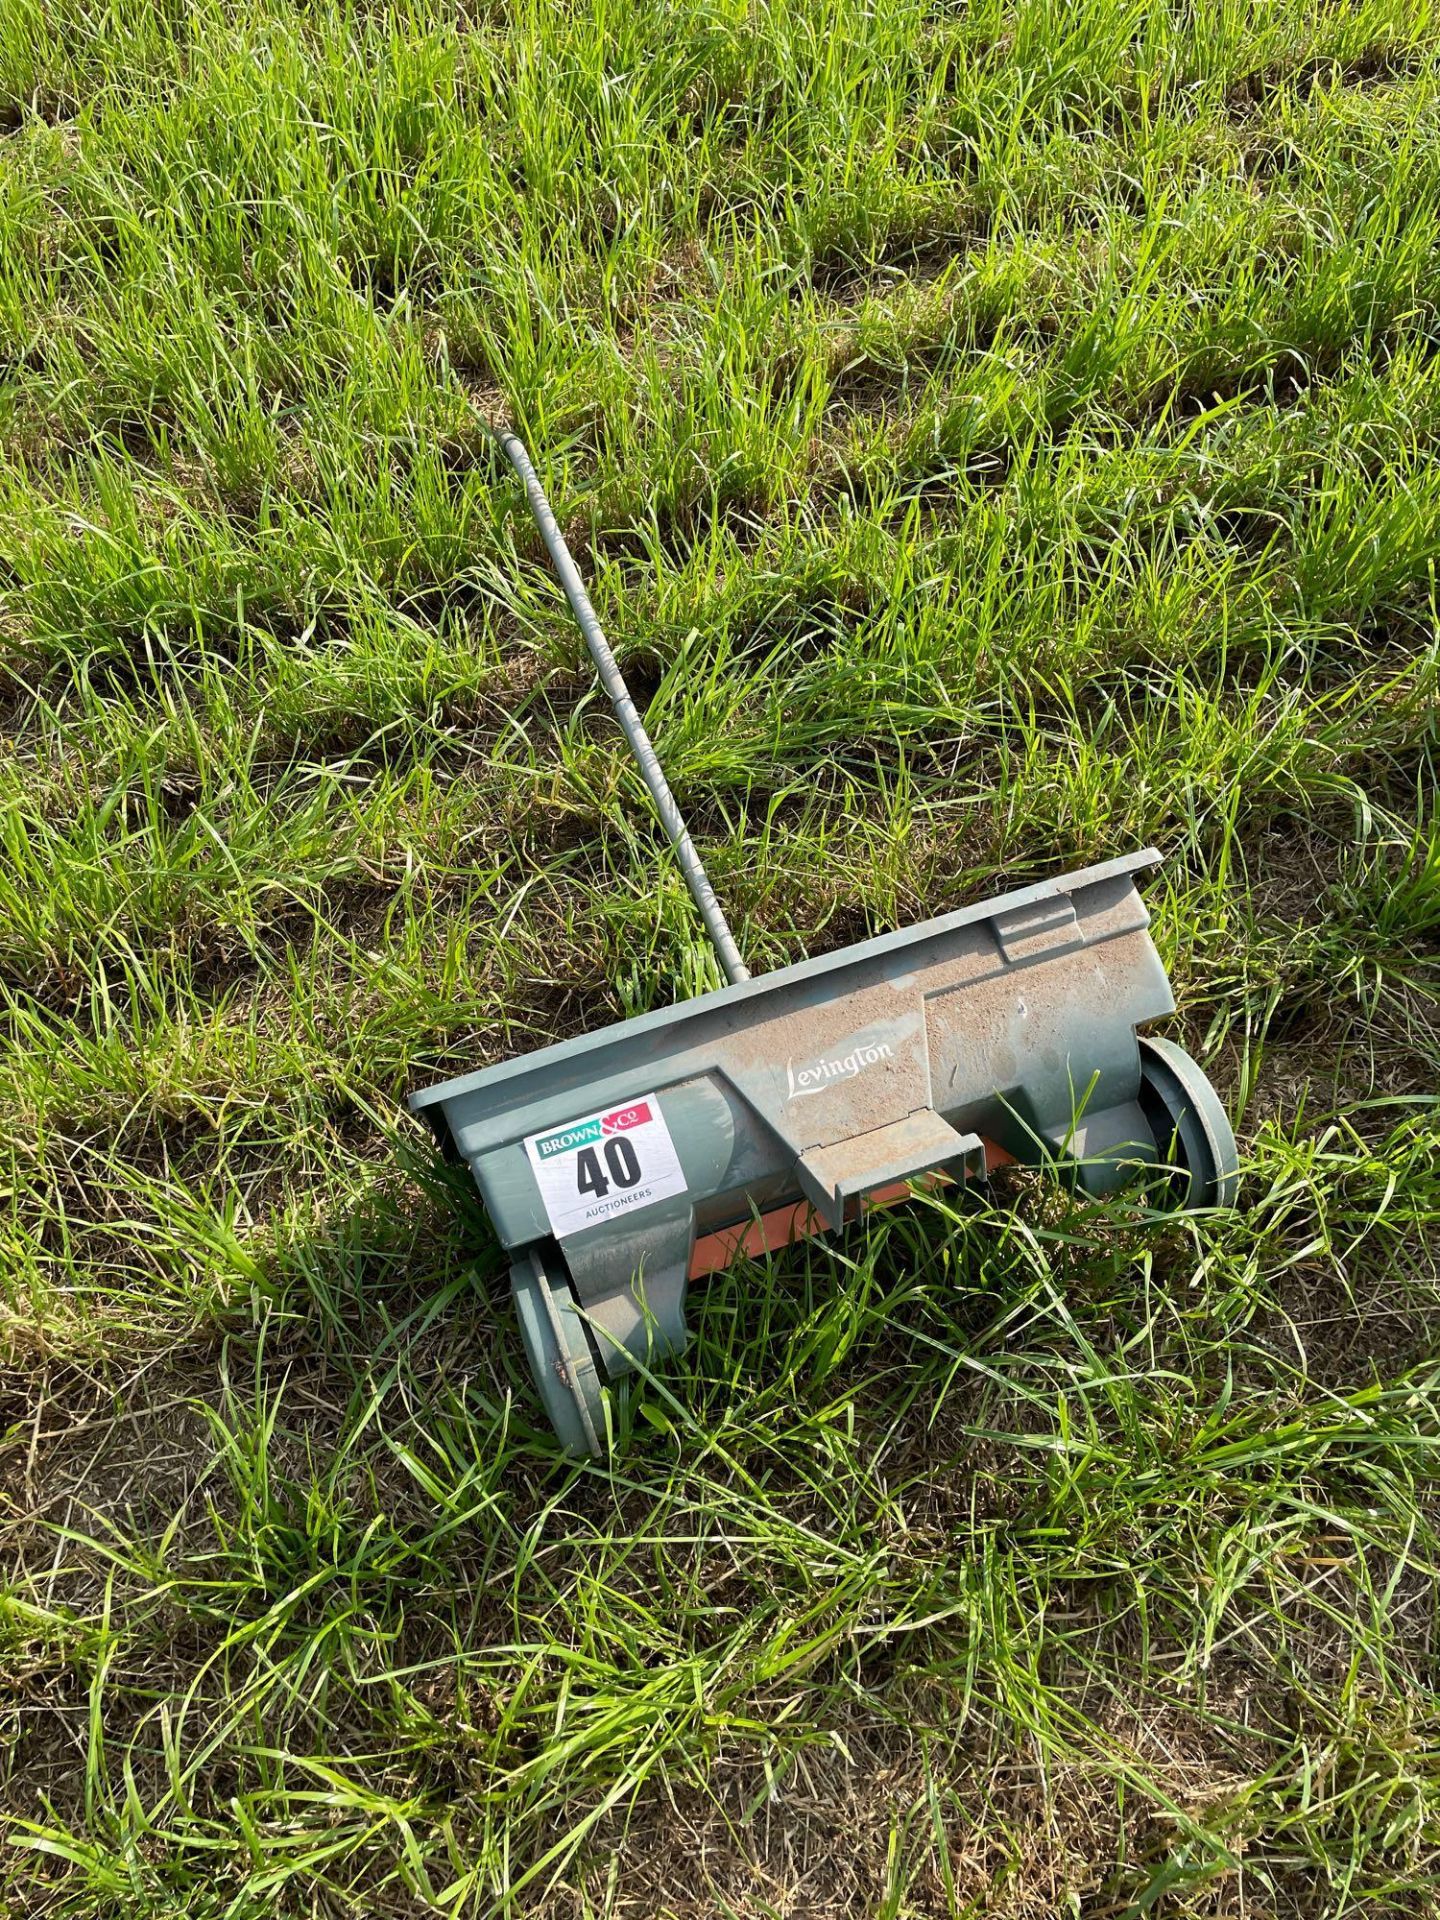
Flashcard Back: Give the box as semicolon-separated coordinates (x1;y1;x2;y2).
1226;43;1427;115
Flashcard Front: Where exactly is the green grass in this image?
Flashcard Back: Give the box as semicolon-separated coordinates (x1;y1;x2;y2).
2;0;1439;1912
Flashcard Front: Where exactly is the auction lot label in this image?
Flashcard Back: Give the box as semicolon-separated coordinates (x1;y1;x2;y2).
524;1096;687;1238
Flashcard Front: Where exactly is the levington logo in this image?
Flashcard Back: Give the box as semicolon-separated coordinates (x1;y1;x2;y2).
785;1041;894;1100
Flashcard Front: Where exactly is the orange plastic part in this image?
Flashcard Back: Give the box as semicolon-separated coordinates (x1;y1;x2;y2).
686;1138;1013;1278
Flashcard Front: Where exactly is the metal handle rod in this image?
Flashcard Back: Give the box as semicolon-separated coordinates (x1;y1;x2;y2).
499;432;751;986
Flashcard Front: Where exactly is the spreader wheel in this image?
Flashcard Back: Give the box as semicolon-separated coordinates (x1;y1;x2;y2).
510;1249;607;1456
1136;1036;1239;1212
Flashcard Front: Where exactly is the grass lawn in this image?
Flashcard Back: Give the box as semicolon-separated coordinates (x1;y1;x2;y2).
2;0;1439;1912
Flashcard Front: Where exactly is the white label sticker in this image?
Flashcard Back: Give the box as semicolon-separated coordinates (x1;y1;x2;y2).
523;1095;688;1239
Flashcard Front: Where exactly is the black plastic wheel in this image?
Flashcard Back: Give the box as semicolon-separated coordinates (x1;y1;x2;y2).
1136;1035;1240;1211
510;1249;608;1455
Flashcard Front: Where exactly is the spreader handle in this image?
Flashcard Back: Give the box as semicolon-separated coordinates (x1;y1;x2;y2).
499;432;751;987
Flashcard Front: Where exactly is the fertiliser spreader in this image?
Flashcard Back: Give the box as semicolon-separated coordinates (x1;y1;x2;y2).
410;437;1238;1454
